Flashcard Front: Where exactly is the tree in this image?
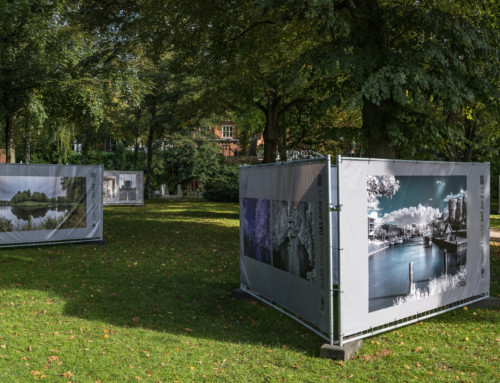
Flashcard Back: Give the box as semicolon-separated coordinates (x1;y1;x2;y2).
162;132;222;191
60;177;86;204
288;0;500;159
140;0;334;163
0;0;62;162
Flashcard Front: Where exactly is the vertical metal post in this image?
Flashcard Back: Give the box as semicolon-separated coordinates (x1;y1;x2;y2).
100;165;104;241
336;155;343;347
326;155;334;345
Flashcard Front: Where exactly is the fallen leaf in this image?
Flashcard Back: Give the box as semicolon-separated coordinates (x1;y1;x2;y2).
184;328;193;333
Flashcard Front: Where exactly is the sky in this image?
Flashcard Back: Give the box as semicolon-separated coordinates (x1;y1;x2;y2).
0;176;66;200
369;176;467;226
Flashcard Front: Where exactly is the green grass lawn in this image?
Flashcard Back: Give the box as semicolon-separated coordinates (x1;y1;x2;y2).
0;200;498;382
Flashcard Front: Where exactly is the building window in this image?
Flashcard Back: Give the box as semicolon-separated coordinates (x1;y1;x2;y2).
201;126;210;133
222;125;233;138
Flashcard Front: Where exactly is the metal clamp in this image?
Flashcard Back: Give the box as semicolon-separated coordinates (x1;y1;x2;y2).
330;204;342;212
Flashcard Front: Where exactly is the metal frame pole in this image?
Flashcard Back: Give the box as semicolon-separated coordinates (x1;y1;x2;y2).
326;155;334;345
100;164;104;241
336;155;343;346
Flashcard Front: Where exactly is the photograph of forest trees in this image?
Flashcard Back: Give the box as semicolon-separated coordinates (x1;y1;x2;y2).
0;176;87;232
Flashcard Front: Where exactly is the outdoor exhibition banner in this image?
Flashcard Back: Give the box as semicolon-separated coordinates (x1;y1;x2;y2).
0;164;103;247
338;158;490;339
103;171;144;205
239;158;332;334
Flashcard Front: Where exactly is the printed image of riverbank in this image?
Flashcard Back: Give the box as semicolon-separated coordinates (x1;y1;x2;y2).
367;175;468;312
0;176;87;232
369;236;466;312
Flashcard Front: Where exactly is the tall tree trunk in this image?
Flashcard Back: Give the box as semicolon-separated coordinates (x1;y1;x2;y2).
446;111;458;161
362;99;398;159
24;129;31;164
463;117;479;162
144;104;156;200
354;0;398;159
5;114;16;163
262;95;281;163
134;109;141;171
278;124;287;162
81;128;88;165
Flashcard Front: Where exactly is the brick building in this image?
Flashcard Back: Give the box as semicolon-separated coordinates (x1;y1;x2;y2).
204;122;240;157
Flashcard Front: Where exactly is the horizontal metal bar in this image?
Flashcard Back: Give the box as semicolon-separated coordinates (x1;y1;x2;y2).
339;156;489;166
241;286;330;343
342;292;489;343
0;237;103;249
239;157;327;169
1;163;101;169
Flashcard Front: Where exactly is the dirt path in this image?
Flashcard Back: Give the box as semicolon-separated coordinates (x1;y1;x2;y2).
491;228;500;245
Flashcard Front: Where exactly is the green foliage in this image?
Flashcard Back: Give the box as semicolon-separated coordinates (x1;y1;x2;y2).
60;177;86;204
113;140;126;170
0;217;13;232
204;165;239;202
162;133;223;190
10;189;48;205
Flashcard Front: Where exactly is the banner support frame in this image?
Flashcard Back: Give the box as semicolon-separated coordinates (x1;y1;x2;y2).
326;155;334;345
336;155;344;346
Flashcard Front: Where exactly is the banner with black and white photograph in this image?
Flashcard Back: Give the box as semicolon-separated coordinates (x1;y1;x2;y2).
103;171;144;205
239;159;332;333
338;158;490;338
0;164;103;247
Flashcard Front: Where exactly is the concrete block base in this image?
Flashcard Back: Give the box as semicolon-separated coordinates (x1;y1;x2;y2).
320;340;363;361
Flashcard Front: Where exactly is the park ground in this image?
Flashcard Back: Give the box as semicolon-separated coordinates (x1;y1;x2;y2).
0;199;498;382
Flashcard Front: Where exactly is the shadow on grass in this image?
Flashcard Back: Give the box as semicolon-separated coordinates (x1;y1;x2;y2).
0;201;321;356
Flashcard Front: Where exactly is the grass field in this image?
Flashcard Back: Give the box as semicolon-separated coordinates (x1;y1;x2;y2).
0;199;498;382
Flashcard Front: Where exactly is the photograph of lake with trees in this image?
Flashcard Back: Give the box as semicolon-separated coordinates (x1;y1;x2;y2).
0;176;87;232
368;175;467;312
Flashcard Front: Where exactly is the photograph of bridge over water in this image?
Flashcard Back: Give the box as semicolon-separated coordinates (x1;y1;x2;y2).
368;175;467;312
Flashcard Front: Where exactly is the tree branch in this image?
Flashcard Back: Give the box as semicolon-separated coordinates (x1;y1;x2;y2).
225;20;276;44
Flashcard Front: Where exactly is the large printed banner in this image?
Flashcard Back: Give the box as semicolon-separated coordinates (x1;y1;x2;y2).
0;164;103;247
103;171;144;205
239;159;331;333
339;159;490;338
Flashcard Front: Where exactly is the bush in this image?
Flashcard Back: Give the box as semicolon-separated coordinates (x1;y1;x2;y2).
0;217;13;232
204;165;239;202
